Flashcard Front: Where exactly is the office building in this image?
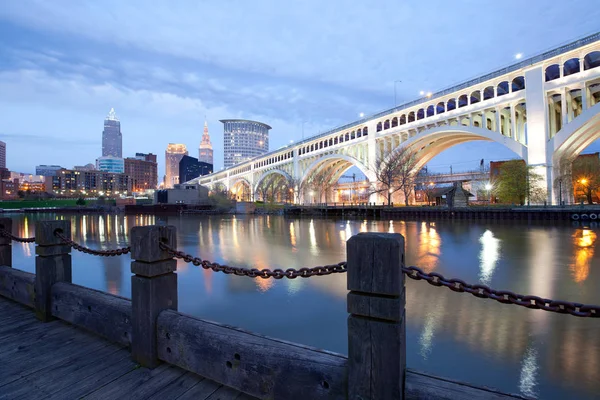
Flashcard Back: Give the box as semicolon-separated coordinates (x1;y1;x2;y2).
221;119;271;169
0;141;5;169
102;108;122;158
74;164;96;171
46;169;132;195
179;155;213;184
125;153;158;192
165;144;188;188
96;155;125;173
36;165;64;176
199;121;213;165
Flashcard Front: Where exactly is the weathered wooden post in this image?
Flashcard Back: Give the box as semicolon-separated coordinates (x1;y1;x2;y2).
35;220;72;322
0;218;12;267
130;225;177;368
347;232;406;400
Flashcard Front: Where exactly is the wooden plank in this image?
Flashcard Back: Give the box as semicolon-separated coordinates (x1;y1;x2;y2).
51;282;132;347
0;321;75;358
0;326;108;387
0;266;35;308
146;372;207;400
83;363;185;400
0;317;55;341
405;370;533;400
43;350;137;400
157;310;347;400
205;385;246;400
0;342;124;399
175;379;222;400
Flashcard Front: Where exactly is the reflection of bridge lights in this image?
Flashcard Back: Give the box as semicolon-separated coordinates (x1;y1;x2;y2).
570;229;596;282
518;346;539;398
479;230;501;285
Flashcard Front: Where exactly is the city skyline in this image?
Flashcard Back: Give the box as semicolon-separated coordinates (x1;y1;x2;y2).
2;2;600;179
102;108;122;158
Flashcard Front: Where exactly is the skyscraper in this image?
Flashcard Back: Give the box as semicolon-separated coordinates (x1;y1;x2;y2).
221;119;271;169
0;141;5;169
179;155;213;183
198;120;213;165
165;144;188;188
102;108;122;158
125;153;158;192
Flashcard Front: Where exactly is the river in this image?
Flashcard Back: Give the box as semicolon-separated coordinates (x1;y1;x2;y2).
6;213;600;399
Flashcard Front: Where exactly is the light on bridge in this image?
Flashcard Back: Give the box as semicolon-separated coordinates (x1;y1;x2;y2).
419;91;425;96
515;53;523;60
359;112;364;118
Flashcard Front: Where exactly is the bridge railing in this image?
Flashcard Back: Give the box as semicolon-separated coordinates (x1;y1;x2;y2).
2;218;597;399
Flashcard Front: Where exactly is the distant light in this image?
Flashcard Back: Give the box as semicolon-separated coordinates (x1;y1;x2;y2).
485;183;492;190
419;91;425;96
426;92;432;98
359;112;365;118
515;53;523;60
290;140;294;143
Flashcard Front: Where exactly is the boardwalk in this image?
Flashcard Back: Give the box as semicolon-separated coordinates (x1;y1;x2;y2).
0;297;254;400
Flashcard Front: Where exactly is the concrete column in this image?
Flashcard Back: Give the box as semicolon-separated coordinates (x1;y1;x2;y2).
131;225;178;368
35;220;72;322
567;90;574;123
524;66;552;204
367;122;377;170
561;88;568;126
495;107;501;133
293;148;299;180
510;104;517;140
581;84;588;112
0;218;12;267
579;58;585;74
548;99;556;139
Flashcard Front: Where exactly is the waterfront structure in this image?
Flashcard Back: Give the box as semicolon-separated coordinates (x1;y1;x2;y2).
35;165;64;176
198;121;213;165
165;143;188;188
179;155;213;184
124;154;158;192
46;168;131;195
221;119;271;169
102;108;122;158
0;141;5;169
154;183;209;205
96;155;125;174
190;33;600;205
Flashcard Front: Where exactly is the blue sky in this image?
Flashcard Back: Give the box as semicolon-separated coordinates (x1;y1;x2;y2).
1;0;600;179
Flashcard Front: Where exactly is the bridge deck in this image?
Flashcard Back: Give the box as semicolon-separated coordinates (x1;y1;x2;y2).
0;297;254;400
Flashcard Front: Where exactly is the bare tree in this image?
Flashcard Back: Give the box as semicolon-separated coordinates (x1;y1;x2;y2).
285;176;304;204
373;147;419;205
306;167;335;203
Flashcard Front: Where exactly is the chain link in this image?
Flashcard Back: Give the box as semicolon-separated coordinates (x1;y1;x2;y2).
159;242;347;279
402;266;600;318
0;229;35;243
54;230;131;257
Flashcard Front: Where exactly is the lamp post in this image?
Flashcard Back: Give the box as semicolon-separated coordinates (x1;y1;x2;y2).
485;183;492;203
394;80;402;106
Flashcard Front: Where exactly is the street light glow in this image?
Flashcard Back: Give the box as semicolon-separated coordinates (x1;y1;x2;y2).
426;92;432;98
515;53;523;60
359;112;365;118
581;178;588;185
485;183;492;190
419;91;425;96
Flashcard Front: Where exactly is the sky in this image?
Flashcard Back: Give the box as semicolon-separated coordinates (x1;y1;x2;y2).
1;0;600;179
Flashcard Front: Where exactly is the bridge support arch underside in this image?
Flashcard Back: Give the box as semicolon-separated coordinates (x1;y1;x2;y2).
551;103;600;204
300;155;376;204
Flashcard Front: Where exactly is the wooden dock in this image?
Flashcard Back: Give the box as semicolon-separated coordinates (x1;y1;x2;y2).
0;219;535;400
0;297;252;400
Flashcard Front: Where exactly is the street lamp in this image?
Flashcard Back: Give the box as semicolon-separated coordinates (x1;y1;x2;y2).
359;112;365;118
485;183;492;203
394;80;402;106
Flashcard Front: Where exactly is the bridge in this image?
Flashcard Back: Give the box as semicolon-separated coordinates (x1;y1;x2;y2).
190;32;600;205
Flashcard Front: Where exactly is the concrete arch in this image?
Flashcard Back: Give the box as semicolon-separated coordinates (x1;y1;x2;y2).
384;125;528;172
551;102;600;160
302;153;375;184
253;169;292;193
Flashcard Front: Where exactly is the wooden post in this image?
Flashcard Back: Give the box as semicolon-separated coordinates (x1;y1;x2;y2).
35;220;72;322
347;232;406;400
0;218;12;267
130;225;177;368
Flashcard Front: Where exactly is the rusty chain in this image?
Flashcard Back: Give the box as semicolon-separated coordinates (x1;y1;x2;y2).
0;229;35;243
54;230;131;257
402;266;600;318
159;241;347;279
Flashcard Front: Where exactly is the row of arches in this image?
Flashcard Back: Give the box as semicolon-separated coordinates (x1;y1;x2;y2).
298;127;368;156
254;150;294;168
376;77;525;132
545;51;600;81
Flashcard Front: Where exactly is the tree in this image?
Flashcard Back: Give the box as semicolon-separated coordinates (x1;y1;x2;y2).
76;197;86;206
373;147;419;206
495;160;546;205
572;155;600;204
306;167;335;203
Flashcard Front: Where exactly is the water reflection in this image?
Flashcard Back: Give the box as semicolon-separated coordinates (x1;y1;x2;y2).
571;229;596;283
479;230;501;284
6;215;600;400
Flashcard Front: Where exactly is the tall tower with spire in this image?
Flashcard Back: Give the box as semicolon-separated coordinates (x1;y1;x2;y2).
102;108;122;158
198;120;213;165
